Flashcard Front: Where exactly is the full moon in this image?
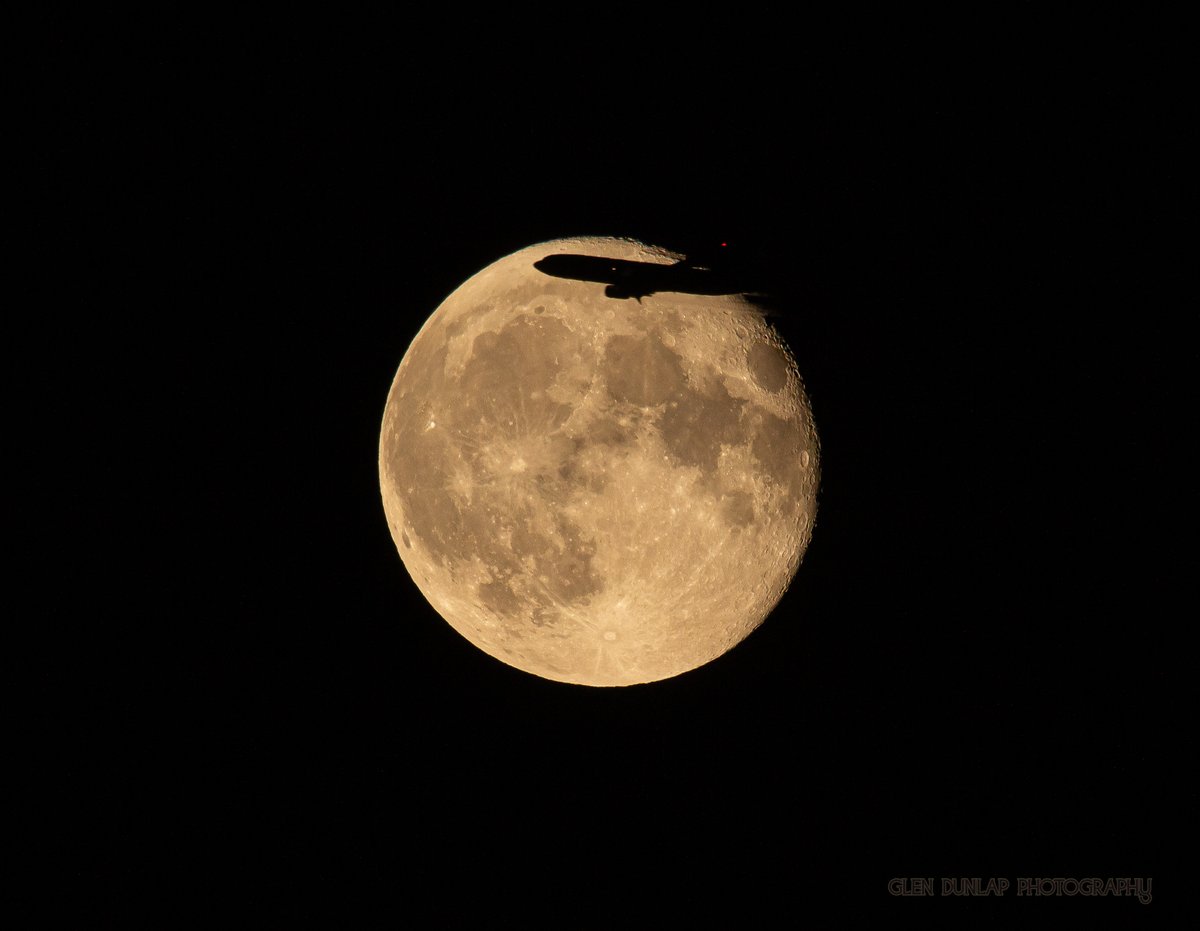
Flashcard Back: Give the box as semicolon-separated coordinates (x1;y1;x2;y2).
379;237;819;686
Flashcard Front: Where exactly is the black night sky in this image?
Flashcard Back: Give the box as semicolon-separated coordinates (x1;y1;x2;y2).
31;11;1183;924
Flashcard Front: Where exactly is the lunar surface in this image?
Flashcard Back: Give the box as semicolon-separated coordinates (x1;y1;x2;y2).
378;238;819;686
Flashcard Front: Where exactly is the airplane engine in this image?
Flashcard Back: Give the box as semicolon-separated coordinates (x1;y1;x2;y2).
604;284;638;300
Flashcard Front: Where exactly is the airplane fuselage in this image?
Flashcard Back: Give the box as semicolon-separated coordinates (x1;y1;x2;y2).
533;253;744;301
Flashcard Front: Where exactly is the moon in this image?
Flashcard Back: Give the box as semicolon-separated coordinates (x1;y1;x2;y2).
379;237;819;686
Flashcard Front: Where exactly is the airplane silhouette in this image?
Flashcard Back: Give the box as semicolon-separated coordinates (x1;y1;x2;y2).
533;250;751;302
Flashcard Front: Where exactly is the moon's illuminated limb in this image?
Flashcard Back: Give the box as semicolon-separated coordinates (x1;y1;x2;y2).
379;238;819;686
